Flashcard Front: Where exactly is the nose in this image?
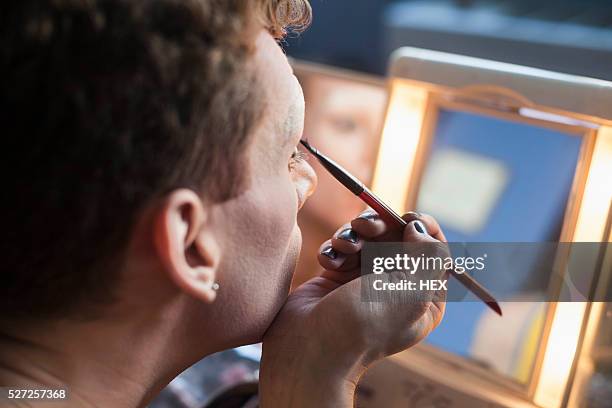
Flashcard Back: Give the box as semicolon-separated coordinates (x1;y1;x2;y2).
294;161;318;210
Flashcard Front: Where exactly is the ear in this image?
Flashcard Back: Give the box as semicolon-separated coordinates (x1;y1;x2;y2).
153;189;220;303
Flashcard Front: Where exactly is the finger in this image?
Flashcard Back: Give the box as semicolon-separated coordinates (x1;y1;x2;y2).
419;213;446;242
317;240;346;271
317;249;360;273
401;211;423;224
350;210;388;238
402;212;446;242
403;220;439;243
319;267;362;285
331;226;363;254
430;285;447;327
432;270;449;304
403;224;450;282
334;252;360;272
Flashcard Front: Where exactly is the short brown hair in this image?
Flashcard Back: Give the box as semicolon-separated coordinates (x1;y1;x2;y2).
0;0;310;321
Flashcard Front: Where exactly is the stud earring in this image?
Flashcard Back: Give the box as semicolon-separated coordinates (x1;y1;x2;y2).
211;282;220;291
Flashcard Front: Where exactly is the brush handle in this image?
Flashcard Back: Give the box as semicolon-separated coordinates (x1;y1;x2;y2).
301;139;502;315
357;188;502;315
358;188;408;228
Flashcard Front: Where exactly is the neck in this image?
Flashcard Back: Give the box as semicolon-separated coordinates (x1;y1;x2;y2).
0;299;211;408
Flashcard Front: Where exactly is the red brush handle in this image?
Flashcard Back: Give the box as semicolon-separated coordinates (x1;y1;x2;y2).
358;189;408;229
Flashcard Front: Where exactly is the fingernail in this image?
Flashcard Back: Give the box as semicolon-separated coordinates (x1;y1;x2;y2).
357;211;377;221
338;228;358;243
413;220;427;234
321;246;337;259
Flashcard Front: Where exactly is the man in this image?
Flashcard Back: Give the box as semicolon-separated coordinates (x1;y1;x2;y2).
0;1;446;407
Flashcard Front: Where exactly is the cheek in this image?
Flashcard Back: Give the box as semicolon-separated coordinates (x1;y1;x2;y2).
209;177;301;344
250;176;298;243
216;174;300;277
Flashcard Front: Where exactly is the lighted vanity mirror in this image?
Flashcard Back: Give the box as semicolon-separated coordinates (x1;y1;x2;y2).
370;48;612;408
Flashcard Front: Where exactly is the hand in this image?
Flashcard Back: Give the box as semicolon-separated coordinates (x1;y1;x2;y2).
260;212;449;408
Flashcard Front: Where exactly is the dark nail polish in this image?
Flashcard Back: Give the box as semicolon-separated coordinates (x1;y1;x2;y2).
321;246;337;259
357;211;377;221
414;220;427;234
338;228;358;243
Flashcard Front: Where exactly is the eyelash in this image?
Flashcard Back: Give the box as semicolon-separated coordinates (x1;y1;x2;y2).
288;148;307;171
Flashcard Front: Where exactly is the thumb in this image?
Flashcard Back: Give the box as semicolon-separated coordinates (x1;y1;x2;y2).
403;220;439;243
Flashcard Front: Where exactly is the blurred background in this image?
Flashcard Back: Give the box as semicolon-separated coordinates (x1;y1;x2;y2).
285;0;612;80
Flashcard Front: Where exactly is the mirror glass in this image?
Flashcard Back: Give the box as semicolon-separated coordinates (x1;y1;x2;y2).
414;104;585;383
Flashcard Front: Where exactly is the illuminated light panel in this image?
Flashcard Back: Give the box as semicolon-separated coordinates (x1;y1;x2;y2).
572;126;612;243
535;302;586;407
371;80;427;210
534;126;612;408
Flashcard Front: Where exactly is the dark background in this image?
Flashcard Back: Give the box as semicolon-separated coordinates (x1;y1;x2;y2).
285;0;612;80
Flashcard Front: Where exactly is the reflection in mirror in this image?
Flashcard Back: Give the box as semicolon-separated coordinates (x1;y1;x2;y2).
292;63;388;286
413;104;586;383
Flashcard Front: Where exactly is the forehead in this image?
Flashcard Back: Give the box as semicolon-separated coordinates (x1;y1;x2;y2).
253;31;304;145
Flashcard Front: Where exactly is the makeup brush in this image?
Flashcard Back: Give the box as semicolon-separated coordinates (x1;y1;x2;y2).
300;139;502;316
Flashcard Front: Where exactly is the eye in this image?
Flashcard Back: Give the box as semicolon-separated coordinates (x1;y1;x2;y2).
288;147;307;171
328;115;358;135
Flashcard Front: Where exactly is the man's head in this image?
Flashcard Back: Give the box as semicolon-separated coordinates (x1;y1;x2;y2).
1;0;314;348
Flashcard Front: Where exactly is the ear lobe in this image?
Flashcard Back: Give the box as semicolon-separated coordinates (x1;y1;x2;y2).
191;229;221;303
153;189;220;303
